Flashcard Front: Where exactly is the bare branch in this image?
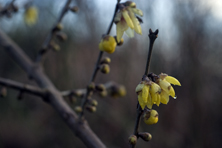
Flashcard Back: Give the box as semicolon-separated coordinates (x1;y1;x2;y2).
0;77;46;98
0;28;106;148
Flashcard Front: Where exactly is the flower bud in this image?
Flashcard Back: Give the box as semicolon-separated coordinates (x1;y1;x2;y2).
70;6;79;12
138;132;152;142
88;82;95;91
99;35;116;54
86;105;97;113
74;106;83;113
0;87;7;98
56;32;67;41
99;90;107;97
73;90;84;97
100;64;110;74
143;109;158;125
53;23;63;32
68;95;77;104
101;57;111;64
50;41;60;51
89;99;98;106
128;135;137;145
95;84;106;92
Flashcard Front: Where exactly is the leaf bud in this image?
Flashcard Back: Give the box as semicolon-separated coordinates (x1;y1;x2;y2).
89;99;98;106
0;87;7;98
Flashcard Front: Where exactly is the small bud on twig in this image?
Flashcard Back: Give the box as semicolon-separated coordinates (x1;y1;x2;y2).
99;90;107;97
95;84;106;92
138;132;152;142
56;32;67;41
53;23;63;32
70;6;78;13
101;57;111;64
128;135;137;145
74;106;83;113
100;64;110;74
88;82;95;91
86;105;96;113
89;99;98;106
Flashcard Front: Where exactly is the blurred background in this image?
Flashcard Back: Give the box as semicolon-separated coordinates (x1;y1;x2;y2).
0;0;222;148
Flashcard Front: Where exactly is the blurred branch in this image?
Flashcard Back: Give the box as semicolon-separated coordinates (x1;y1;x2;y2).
79;0;120;118
0;77;46;98
35;0;72;63
0;28;106;148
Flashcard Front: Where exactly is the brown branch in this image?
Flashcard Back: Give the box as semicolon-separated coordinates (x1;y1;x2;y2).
35;0;72;63
0;77;46;98
0;29;106;148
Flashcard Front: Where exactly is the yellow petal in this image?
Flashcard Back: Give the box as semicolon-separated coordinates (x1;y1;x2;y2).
146;93;153;109
116;21;128;42
135;83;144;93
156;94;161;106
159;79;171;94
138;93;146;110
165;76;181;86
128;8;142;35
160;90;169;104
169;86;175;98
125;27;134;38
132;8;143;17
122;10;134;29
142;85;149;103
150;83;161;104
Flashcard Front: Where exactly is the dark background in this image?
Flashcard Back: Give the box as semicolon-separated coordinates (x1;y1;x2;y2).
0;0;222;148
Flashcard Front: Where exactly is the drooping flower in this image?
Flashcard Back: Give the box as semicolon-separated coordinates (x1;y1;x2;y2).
114;1;143;43
24;6;38;26
155;73;181;104
99;35;117;54
135;78;161;110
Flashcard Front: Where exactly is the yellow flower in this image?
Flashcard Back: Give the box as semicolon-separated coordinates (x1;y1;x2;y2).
135;79;161;110
99;35;117;54
114;1;143;43
156;73;181;104
24;6;38;26
143;109;158;125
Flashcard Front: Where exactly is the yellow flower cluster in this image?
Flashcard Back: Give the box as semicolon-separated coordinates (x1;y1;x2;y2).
135;73;181;110
99;35;117;54
114;1;143;43
24;6;38;26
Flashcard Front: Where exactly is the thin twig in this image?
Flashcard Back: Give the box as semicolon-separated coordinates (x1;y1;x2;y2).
0;77;46;98
79;1;120;118
131;29;159;148
35;0;71;63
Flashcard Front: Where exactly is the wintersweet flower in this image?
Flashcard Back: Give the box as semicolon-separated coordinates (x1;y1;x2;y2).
24;6;38;26
155;73;181;104
114;1;143;43
135;79;161;110
99;35;117;54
